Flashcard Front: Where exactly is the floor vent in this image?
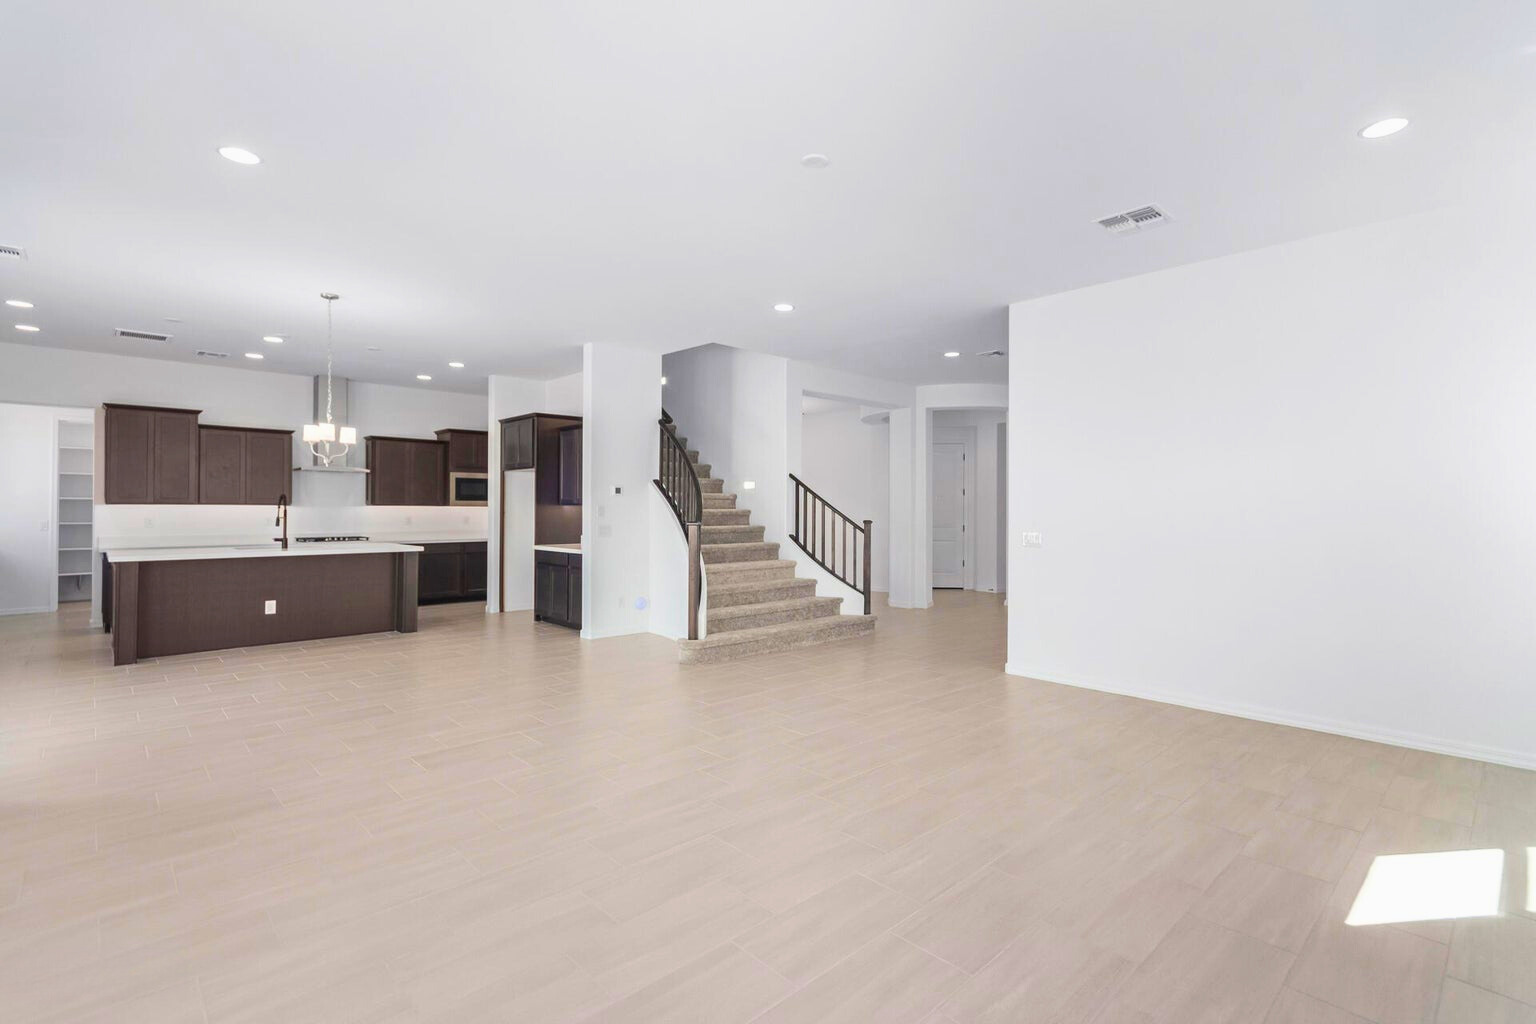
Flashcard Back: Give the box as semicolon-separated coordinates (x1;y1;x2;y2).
0;244;26;260
195;350;228;359
115;328;173;342
1096;204;1170;235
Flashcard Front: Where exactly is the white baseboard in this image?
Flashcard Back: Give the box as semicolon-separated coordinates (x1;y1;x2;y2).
1004;662;1536;772
0;605;52;616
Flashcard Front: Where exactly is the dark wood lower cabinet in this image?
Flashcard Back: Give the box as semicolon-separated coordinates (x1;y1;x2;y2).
417;542;488;604
534;550;581;629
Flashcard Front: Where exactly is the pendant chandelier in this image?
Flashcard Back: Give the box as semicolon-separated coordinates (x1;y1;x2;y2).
302;291;358;465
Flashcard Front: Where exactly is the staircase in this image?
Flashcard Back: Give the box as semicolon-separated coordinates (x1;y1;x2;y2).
668;425;876;664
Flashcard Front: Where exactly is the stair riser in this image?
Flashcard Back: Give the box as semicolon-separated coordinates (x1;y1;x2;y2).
693;464;711;478
707;580;817;608
702;510;751;526
701;494;737;509
700;478;724;493
702;543;779;564
709;600;842;633
679;617;876;665
701;525;764;545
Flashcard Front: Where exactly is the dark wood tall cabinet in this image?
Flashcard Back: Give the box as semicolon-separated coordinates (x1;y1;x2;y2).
101;404;201;504
198;426;293;505
365;437;447;506
501;415;536;470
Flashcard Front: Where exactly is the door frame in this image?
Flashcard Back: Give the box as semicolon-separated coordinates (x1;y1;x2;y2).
930;427;976;590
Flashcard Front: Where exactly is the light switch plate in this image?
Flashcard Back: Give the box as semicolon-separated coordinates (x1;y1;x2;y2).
264;600;277;615
1022;532;1043;548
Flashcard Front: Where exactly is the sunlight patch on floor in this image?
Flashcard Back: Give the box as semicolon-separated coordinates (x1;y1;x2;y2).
1346;849;1504;926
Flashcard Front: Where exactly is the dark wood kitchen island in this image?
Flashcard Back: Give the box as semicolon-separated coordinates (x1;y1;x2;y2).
102;542;423;665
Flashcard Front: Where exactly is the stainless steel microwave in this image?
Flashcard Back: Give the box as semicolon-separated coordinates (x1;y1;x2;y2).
448;472;488;506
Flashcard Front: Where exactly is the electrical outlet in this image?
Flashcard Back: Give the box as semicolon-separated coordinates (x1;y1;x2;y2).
1022;532;1043;548
264;599;277;615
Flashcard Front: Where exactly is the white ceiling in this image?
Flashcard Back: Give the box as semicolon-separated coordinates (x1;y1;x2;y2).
3;1;1534;394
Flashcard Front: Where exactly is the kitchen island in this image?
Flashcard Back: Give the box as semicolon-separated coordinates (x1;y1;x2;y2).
102;542;423;665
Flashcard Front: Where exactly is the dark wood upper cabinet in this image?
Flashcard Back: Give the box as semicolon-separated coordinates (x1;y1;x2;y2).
365;436;447;506
198;428;246;504
435;429;488;473
102;404;201;504
558;425;582;505
500;415;535;470
199;427;294;505
244;430;293;505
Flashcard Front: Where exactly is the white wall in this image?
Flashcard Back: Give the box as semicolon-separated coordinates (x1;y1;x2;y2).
0;403;94;615
583;343;662;638
486;374;548;614
932;409;1006;594
1007;203;1536;769
799;405;891;593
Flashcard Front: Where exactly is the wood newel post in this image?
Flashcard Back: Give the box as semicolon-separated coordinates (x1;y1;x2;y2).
862;519;873;615
686;522;701;641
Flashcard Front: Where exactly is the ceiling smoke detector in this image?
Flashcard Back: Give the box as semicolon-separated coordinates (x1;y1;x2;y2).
114;327;173;343
0;244;26;261
1096;204;1170;236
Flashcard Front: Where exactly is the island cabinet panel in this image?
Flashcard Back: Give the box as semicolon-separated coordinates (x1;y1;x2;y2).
463;542;487;597
199;428;295;505
114;552;416;665
366;437;447;505
103;404;201;504
435;429;488;473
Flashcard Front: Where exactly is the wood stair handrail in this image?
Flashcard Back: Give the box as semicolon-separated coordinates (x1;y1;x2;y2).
788;473;873;615
655;413;703;640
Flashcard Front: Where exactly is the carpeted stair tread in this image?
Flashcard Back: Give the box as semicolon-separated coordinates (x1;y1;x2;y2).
703;508;751;526
701;541;779;563
703;559;797;582
701;493;737;509
678;614;876;664
706;596;843;632
701;524;765;544
705;577;817;606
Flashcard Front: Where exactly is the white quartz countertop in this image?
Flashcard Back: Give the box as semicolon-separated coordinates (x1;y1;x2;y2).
368;534;487;545
104;542;424;564
533;543;583;554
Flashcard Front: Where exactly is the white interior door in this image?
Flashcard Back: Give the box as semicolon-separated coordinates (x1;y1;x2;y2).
931;442;966;588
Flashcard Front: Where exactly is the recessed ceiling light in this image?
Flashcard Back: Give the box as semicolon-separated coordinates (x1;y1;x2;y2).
800;154;830;169
14;324;40;332
244;352;263;360
1359;117;1409;139
218;146;261;165
447;361;464;369
5;299;32;308
773;303;795;313
262;335;284;344
943;351;960;358
416;374;432;381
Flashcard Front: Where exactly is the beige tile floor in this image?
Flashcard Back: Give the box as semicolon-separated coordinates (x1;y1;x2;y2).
1;592;1532;1023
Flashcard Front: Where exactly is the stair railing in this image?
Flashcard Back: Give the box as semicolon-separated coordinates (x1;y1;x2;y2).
655;413;703;639
788;474;873;615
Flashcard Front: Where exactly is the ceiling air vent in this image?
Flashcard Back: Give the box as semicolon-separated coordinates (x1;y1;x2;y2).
0;244;26;260
115;328;173;343
1096;204;1170;236
195;350;228;360
976;349;1007;358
